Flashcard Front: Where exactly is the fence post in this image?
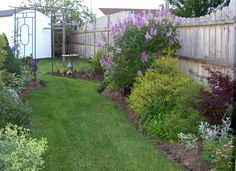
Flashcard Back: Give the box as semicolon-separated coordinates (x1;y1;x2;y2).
232;0;236;80
107;15;110;46
165;0;169;11
94;19;96;58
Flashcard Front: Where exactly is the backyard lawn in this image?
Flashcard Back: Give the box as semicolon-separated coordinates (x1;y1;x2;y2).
25;59;184;170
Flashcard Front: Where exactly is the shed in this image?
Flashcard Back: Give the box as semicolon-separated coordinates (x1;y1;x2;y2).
0;9;51;59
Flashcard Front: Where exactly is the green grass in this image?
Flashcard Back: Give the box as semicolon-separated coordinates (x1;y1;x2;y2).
26;58;185;171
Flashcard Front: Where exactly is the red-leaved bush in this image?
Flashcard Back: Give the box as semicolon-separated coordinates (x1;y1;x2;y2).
193;66;236;125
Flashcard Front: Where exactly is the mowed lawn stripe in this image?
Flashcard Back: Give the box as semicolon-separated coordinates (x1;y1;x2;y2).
26;59;184;171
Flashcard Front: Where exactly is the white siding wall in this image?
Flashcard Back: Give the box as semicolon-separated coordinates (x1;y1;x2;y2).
0;16;14;47
35;11;51;59
0;10;51;59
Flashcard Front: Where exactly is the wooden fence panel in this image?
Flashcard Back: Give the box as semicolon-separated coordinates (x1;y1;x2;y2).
69;0;236;79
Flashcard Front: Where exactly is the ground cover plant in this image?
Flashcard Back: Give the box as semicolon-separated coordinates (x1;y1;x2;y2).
180;117;234;171
98;10;180;90
25;59;184;170
0;84;30;128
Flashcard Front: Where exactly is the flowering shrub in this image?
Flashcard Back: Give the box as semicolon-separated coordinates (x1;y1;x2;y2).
0;123;48;170
97;10;180;89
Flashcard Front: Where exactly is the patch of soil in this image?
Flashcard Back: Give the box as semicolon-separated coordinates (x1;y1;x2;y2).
52;69;104;82
157;142;208;171
22;80;46;96
99;87;208;171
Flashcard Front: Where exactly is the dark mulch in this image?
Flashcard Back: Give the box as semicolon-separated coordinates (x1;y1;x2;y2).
22;80;46;96
157;142;208;171
52;69;104;82
99;87;208;171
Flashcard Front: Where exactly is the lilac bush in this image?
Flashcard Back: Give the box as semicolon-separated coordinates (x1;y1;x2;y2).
98;9;180;89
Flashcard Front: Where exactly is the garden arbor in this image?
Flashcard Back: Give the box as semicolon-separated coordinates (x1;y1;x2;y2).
12;4;81;74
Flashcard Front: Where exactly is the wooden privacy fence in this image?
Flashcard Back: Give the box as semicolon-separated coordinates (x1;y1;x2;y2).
69;11;129;58
69;0;236;79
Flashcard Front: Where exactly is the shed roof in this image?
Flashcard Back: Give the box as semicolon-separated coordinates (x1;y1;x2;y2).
0;9;24;17
99;8;158;16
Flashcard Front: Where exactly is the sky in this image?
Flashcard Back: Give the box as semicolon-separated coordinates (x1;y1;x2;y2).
0;0;165;16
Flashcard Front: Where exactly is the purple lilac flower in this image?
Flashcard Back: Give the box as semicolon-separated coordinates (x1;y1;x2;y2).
100;55;114;72
134;14;146;29
150;27;157;36
29;59;37;71
126;12;134;24
140;52;148;62
96;39;107;48
100;58;108;68
111;26;116;39
144;10;153;21
156;51;162;58
118;19;126;36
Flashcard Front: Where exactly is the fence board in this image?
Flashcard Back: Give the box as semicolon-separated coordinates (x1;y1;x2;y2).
69;1;236;79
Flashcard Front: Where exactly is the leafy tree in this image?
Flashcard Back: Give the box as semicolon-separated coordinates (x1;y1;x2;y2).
24;0;95;27
169;0;230;17
0;34;7;69
22;0;95;55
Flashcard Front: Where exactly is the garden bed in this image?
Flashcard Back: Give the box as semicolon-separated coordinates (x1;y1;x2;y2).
99;87;208;171
22;80;46;95
51;69;104;82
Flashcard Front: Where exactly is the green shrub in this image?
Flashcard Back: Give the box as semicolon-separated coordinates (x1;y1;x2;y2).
128;56;183;115
2;34;21;75
0;85;30;128
0;123;48;170
1;71;25;93
91;49;105;72
0;34;7;68
55;63;68;74
128;56;202;141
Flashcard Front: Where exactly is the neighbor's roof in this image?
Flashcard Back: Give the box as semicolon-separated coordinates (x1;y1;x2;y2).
99;8;158;16
0;9;25;17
